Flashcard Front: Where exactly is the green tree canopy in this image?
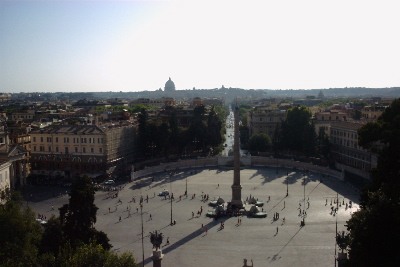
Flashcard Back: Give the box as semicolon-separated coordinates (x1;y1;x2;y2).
248;133;271;153
59;175;110;250
279;106;317;155
0;191;42;266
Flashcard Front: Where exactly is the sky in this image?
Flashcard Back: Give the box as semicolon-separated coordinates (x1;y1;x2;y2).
1;0;399;93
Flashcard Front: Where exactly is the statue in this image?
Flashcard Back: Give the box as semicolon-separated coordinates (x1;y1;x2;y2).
243;258;254;267
149;230;163;250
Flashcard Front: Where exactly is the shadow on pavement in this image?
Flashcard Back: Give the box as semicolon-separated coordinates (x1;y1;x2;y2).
137;219;221;266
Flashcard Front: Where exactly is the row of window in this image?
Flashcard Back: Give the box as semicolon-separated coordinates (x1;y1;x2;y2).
33;136;105;144
33;146;103;154
332;137;358;149
35;156;102;163
331;129;358;139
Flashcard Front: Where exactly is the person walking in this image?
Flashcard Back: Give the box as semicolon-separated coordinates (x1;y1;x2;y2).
276;226;279;234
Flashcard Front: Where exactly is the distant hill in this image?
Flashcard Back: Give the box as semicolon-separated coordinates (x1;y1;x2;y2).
10;87;400;103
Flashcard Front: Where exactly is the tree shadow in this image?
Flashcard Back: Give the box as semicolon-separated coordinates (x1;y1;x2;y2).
137;219;221;266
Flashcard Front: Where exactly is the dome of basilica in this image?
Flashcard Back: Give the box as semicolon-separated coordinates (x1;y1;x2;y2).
164;77;176;92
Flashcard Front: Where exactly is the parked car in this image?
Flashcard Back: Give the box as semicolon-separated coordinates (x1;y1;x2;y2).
158;190;169;196
104;179;115;185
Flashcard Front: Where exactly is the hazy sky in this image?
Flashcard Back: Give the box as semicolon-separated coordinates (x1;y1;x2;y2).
1;0;399;92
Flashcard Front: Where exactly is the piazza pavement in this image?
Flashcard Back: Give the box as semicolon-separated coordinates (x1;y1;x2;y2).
26;166;360;267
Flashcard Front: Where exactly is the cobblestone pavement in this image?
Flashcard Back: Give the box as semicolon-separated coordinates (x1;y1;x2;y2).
27;167;359;267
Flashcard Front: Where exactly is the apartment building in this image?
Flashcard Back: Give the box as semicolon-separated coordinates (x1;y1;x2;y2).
0;161;11;200
247;106;287;139
313;110;348;137
30;122;135;181
330;121;377;180
0;122;29;188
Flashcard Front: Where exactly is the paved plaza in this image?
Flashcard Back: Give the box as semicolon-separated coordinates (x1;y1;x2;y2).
27;167;359;267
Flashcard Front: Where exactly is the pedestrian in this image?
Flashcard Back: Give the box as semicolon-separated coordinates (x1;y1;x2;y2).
192;211;194;218
150;214;152;220
119;216;121;222
109;207;111;213
276;226;279;234
205;226;208;234
136;207;139;213
283;201;285;208
166;237;170;245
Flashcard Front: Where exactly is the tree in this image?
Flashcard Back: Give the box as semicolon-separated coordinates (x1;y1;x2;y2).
137;109;148;157
346;98;400;266
67;243;137;267
59;175;111;250
207;106;223;148
248;133;271;153
280;106;317;155
40;216;64;256
0;191;42;266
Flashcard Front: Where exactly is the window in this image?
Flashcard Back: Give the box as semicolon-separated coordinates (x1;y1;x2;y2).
40;137;43;142
55;137;58;143
33;137;36;142
75;147;78;153
48;146;51;152
91;148;94;153
56;147;59;152
99;148;103;153
40;146;44;152
33;146;37;152
83;147;86;153
65;147;69;154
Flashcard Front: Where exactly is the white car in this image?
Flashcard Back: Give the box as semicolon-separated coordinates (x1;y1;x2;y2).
158;190;169;196
104;179;115;185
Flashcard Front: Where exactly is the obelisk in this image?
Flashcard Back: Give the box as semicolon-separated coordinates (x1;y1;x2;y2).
231;104;243;209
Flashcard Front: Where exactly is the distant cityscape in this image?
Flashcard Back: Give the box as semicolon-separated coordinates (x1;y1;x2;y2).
1;78;398;191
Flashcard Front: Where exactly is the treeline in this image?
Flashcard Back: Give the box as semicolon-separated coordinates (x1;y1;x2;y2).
0;176;138;267
136;105;228;159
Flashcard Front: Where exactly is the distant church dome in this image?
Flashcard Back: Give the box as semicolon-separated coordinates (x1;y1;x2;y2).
164;77;176;92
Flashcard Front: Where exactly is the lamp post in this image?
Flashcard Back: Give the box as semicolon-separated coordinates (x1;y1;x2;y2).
185;176;187;196
286;172;289;197
301;174;306;226
140;203;144;267
170;173;173;226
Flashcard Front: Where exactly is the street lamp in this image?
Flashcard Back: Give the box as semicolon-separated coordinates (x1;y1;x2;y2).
302;174;306;226
169;173;173;226
140;203;144;267
185;176;187;196
286;172;289;197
